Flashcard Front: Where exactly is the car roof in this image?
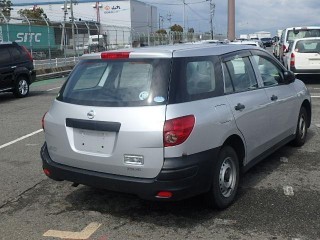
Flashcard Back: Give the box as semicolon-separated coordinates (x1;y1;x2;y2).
0;41;14;45
229;41;259;46
285;26;320;31
82;44;258;59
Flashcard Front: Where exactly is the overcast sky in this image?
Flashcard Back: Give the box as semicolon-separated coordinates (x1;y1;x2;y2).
12;0;320;36
148;0;320;36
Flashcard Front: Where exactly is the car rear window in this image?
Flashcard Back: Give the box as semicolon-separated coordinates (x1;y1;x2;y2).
287;29;320;42
58;59;171;107
295;39;320;53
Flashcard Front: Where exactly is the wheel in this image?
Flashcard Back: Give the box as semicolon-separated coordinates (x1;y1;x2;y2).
206;146;239;209
291;106;308;147
13;76;30;98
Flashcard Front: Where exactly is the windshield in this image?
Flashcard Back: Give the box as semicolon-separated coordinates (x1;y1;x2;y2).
58;59;171;107
287;29;320;42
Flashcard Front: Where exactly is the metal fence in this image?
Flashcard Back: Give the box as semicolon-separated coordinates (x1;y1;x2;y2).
0;14;226;71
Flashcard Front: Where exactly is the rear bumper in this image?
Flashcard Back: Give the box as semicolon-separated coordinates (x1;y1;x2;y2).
290;67;320;74
40;143;220;201
30;70;36;83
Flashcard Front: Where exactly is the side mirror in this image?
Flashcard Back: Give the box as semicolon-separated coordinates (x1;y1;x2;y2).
284;48;289;53
283;70;295;84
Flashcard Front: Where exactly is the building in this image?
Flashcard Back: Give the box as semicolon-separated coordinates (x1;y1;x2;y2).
11;0;157;34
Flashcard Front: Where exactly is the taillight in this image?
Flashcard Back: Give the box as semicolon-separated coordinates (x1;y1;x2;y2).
101;52;130;59
290;53;295;67
21;46;33;62
282;44;287;55
42;112;47;130
163;115;195;147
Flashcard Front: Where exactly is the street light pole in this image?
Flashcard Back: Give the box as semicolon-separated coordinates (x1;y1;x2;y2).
183;0;185;32
70;0;76;55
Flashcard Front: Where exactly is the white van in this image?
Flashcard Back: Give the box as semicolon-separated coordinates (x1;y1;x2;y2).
279;26;320;62
283;37;320;75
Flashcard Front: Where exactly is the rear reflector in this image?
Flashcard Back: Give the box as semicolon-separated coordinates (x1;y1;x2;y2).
163;115;195;147
156;191;173;198
41;112;47;130
43;168;51;176
101;52;130;59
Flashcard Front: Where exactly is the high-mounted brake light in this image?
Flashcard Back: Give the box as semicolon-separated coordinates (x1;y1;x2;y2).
163;115;195;147
101;52;130;59
290;53;295;67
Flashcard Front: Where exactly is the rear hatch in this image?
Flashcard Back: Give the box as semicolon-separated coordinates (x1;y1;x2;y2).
293;38;320;70
44;53;171;178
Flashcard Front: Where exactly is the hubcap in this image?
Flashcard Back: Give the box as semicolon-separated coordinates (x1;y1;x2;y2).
219;157;237;198
299;114;306;140
19;80;28;95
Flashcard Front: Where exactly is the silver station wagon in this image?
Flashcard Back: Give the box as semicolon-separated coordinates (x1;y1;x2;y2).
41;44;311;209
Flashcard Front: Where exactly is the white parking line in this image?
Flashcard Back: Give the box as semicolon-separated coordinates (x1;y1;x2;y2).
0;129;43;150
311;96;320;98
46;86;61;92
43;222;101;239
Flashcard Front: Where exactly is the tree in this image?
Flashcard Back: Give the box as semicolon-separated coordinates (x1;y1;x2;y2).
156;29;167;35
0;0;12;21
170;24;183;33
18;7;48;25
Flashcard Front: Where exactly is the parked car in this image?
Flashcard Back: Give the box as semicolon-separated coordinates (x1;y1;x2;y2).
41;44;311;209
229;40;264;48
273;40;281;59
0;42;36;97
260;37;273;47
283;37;320;75
279;26;320;63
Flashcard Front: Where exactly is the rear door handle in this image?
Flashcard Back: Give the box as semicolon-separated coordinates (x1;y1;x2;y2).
235;103;245;111
271;95;278;101
11;66;16;69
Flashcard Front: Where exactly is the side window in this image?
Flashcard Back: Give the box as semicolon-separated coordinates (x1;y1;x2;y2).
225;57;258;92
222;63;234;94
0;48;12;65
186;60;215;95
252;55;282;87
8;47;22;62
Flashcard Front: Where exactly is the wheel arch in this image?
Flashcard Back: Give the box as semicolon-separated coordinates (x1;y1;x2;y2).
302;99;311;128
222;134;246;169
14;70;31;85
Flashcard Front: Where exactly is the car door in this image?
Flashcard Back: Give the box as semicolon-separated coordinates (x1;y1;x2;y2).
0;47;14;91
250;50;299;143
222;51;271;164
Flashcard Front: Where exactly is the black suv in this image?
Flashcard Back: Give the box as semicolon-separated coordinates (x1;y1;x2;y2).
0;42;36;97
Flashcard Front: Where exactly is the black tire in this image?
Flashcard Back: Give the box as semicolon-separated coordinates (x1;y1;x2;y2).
206;146;239;209
291;106;308;147
13;76;30;98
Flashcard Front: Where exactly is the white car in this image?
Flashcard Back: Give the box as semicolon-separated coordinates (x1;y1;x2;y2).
283;37;320;74
41;44;311;209
229;40;264;48
279;26;320;63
